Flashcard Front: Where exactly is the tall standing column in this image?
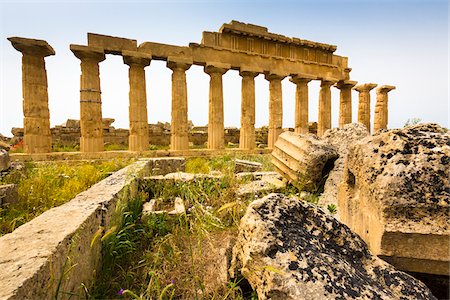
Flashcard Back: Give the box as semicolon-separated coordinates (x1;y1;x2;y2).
265;73;285;149
239;68;259;149
8;37;55;153
354;83;378;133
318;79;335;137
123;51;151;152
205;63;229;149
290;74;315;134
334;80;357;128
71;45;106;152
167;57;192;151
374;85;396;132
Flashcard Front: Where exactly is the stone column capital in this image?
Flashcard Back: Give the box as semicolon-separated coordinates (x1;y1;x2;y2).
204;62;230;75
320;79;337;88
8;37;55;57
376;85;396;95
354;83;378;93
122;50;151;67
265;73;286;81
334;80;357;90
290;74;316;84
70;44;105;63
239;65;262;78
167;56;192;71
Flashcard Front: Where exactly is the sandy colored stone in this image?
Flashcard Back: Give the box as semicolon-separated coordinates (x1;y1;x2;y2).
0;149;10;172
335;80;357;128
239;67;260;150
231;193;436;300
290;74;315;134
338;123;450;276
271;131;338;191
317;79;335;136
354;83;377;133
234;159;262;173
8;37;54;154
70;45;106;152
265;73;285;148
0;184;18;206
374;85;396;132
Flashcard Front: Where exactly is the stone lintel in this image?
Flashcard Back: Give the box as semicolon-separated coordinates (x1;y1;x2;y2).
377;85;396;94
167;56;193;71
334;80;358;89
204;62;230;75
87;33;137;54
122;50;151;66
8;37;55;57
290;74;317;84
354;83;378;92
70;44;105;62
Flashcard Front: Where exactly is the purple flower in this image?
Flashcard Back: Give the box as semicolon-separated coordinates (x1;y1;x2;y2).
118;288;124;295
171;279;175;285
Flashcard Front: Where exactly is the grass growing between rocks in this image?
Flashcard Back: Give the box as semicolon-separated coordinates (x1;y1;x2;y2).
0;158;132;235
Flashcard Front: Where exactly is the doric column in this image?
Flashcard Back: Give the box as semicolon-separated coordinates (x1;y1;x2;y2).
70;45;106;152
167;57;192;151
204;63;229;150
354;83;378;133
8;37;55;153
265;73;286;149
318;79;335;137
123;51;151;152
239;67;259;150
290;74;315;134
334;80;357;128
374;85;396;132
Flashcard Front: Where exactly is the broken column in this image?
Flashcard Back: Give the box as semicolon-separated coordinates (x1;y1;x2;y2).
205;63;229;150
8;37;55;153
70;45;106;152
265;73;285;148
239;67;259;150
167;57;192;151
123;51;151;151
334;80;357;128
354;83;377;133
374;85;396;132
290;74;315;134
317;79;335;137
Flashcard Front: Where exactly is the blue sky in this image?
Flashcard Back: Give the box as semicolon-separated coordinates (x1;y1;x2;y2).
0;0;448;136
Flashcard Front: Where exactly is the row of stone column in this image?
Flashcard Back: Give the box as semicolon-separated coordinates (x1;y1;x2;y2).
9;37;395;154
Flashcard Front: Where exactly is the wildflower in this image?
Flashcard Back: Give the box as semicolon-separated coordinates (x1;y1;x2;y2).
118;288;124;295
171;279;175;285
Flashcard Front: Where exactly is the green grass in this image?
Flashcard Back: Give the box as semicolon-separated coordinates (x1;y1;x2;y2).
0;158;132;235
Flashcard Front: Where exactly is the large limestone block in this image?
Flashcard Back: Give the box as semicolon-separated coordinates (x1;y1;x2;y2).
0;150;10;172
271;131;338;191
318;123;369;211
230;193;436;300
338;123;450;276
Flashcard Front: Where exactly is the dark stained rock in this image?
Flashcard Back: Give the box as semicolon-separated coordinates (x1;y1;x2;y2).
230;193;436;300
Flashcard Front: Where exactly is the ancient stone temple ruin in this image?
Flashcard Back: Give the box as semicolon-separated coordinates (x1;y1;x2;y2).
8;21;395;155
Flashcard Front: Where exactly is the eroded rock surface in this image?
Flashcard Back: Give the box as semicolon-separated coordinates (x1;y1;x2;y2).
338;123;450;276
231;193;436;300
0;149;10;172
319;123;369;212
271;131;338;191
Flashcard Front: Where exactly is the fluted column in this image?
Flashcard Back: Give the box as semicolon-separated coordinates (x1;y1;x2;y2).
8;37;55;154
354;83;378;133
167;57;192;151
205;63;229;149
239;69;259;149
374;85;396;132
290;74;315;134
335;80;357;128
123;51;151;151
70;45;105;152
265;73;285;149
318;79;335;137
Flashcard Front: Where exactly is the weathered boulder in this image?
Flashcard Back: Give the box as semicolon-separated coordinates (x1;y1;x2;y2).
0;149;10;172
319;123;369;212
231;193;436;300
235;159;262;173
271;131;338;191
0;184;18;206
0;140;11;151
338;123;450;277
